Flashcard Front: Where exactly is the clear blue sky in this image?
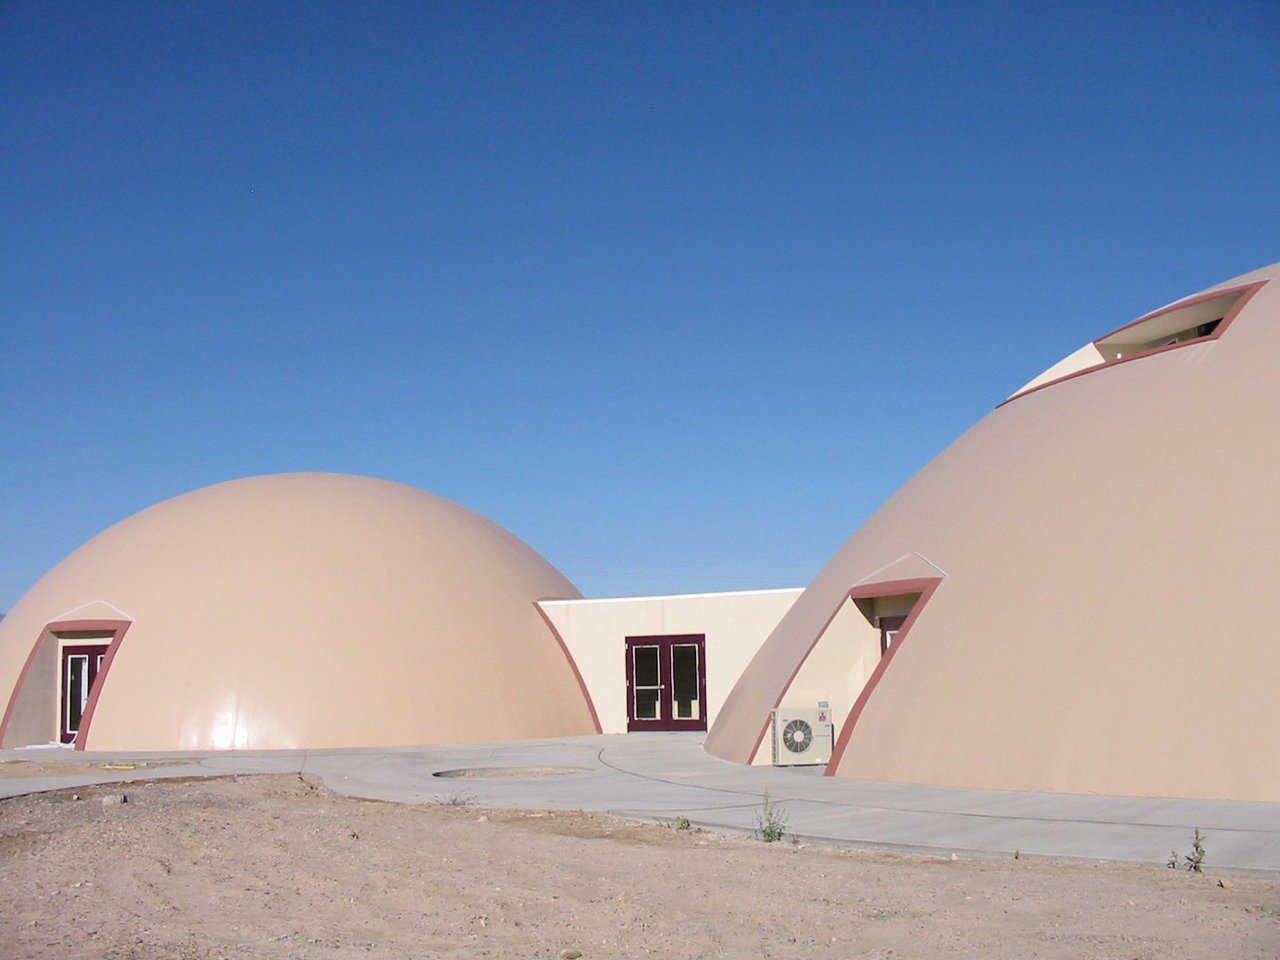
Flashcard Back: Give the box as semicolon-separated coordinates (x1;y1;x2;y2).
2;1;1277;611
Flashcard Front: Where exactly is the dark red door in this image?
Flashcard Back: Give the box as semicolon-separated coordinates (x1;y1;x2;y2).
625;635;707;732
61;644;109;744
879;616;907;656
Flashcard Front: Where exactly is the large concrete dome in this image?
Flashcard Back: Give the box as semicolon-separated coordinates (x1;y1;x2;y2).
707;261;1280;802
0;474;597;751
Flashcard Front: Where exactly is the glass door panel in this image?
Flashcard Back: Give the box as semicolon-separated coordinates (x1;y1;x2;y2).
671;643;701;721
632;645;661;720
64;654;89;736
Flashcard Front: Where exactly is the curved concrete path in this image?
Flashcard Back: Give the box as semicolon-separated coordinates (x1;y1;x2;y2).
4;733;1278;873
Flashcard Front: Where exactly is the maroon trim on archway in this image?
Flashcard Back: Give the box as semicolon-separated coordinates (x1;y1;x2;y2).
745;589;863;765
745;577;944;766
533;601;603;735
999;279;1267;408
824;577;943;776
72;620;132;751
0;618;132;750
59;643;109;743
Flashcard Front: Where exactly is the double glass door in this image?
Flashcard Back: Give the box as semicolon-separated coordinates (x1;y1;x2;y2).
61;644;108;743
625;634;707;731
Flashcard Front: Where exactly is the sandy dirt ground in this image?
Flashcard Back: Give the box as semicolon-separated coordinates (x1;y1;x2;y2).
1;774;1278;959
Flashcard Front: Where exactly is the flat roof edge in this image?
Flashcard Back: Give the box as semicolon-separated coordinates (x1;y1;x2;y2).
539;587;804;606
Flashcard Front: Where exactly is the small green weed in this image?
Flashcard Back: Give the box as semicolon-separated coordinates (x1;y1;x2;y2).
1185;828;1206;872
671;815;692;831
754;793;787;843
1168;828;1206;872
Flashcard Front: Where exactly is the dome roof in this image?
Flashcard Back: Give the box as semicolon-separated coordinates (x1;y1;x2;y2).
707;261;1280;801
0;473;596;750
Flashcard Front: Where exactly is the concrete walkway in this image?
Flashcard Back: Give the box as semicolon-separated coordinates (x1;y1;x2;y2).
4;733;1279;873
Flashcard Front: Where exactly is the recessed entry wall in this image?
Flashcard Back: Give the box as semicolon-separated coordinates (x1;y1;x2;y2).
0;618;128;749
747;595;883;765
538;589;804;735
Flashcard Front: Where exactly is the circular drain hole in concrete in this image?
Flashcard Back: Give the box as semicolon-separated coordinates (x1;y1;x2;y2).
433;766;590;779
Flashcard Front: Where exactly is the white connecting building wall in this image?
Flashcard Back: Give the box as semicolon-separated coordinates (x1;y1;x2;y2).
539;587;885;764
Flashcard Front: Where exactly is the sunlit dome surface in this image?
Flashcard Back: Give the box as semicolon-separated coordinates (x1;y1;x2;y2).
0;473;595;751
708;262;1280;802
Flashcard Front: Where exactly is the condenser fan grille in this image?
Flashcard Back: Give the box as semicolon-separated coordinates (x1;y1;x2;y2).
782;718;812;753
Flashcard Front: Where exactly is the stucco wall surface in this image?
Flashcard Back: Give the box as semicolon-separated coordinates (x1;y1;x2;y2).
539;589;802;735
749;596;882;765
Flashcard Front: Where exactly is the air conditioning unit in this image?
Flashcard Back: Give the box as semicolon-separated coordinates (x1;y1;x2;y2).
771;707;833;766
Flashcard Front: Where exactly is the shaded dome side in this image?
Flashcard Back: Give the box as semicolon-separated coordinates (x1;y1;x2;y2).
708;264;1280;801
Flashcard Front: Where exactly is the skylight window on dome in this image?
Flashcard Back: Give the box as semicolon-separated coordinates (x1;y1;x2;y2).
1003;280;1266;406
1093;290;1242;362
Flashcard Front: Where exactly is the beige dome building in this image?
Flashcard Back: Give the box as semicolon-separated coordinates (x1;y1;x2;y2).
707;262;1280;802
0;474;598;751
